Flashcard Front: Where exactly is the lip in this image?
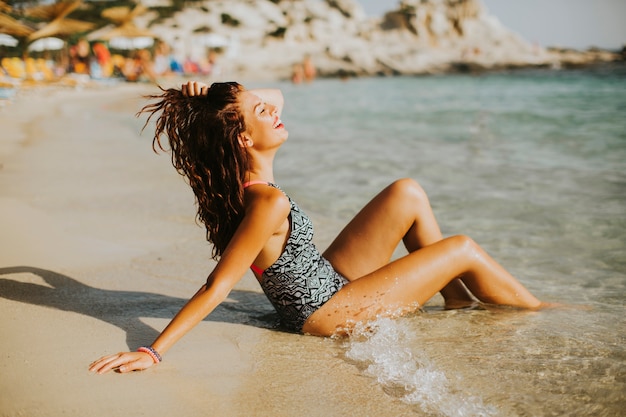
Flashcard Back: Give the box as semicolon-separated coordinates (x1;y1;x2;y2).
273;118;284;129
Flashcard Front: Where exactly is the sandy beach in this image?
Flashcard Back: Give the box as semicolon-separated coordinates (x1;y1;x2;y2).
0;83;422;417
2;69;624;416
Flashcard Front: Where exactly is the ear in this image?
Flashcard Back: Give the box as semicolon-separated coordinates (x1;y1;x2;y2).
238;133;253;148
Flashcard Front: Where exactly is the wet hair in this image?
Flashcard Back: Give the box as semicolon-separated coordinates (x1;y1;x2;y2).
140;82;248;259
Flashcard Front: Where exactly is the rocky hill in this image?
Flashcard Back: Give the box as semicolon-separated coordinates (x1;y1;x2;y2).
138;0;622;80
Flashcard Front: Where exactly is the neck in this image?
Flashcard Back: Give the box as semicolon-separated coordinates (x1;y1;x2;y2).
246;152;275;184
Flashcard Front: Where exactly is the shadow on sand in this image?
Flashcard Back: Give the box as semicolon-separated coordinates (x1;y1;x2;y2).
0;266;280;349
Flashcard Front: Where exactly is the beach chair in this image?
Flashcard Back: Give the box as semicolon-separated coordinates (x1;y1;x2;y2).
35;58;56;82
25;57;43;81
1;57;26;79
0;61;20;102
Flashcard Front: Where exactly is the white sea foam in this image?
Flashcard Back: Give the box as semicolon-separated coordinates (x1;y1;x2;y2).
342;317;497;417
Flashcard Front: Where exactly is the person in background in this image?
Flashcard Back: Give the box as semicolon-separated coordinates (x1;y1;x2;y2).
152;40;174;77
303;54;316;82
91;42;112;78
208;50;221;78
291;62;304;84
122;49;157;83
73;38;90;75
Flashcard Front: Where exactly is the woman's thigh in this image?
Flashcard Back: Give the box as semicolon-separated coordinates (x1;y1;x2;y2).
323;178;429;280
305;236;469;336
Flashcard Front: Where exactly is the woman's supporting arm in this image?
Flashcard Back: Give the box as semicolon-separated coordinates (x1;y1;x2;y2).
89;188;290;374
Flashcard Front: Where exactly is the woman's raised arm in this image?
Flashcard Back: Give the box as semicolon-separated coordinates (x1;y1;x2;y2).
180;81;284;116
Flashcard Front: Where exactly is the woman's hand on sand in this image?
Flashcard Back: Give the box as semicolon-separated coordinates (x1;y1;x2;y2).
89;351;155;374
182;81;208;97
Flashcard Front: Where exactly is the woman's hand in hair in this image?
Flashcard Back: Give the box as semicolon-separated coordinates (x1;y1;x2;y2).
182;81;209;97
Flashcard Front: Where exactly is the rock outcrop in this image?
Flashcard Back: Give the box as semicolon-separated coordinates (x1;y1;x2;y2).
138;0;622;80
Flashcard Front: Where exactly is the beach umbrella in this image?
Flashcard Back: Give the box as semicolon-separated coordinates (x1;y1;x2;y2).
195;33;230;48
89;22;157;42
25;0;93;41
100;4;149;26
108;35;154;50
27;36;65;51
0;12;35;37
87;23;157;49
88;5;156;49
0;33;18;47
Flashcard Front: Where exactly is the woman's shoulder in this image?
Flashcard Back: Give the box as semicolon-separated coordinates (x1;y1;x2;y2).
244;182;290;212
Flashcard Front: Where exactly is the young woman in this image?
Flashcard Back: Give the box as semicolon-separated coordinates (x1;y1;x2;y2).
89;81;544;374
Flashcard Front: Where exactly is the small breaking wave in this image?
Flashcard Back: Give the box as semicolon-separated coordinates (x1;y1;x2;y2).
340;317;497;417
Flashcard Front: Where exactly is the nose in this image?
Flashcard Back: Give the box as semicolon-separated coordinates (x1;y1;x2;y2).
269;103;278;115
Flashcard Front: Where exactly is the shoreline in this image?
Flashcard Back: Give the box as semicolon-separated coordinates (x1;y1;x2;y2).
1;56;622;93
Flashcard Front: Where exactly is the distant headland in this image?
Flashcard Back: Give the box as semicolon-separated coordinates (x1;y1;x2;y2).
136;0;623;80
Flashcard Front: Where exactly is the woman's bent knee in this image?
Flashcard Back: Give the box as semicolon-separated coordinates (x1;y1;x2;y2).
388;178;429;207
446;234;479;255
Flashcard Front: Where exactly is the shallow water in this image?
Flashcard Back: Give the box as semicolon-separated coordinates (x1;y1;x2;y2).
246;66;626;416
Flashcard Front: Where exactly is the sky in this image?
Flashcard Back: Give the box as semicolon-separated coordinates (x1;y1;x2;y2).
357;0;626;50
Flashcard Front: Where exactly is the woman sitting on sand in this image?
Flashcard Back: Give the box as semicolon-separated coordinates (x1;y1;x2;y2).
90;81;546;374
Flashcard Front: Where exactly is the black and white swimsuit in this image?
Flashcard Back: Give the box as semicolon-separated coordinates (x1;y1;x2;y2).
245;181;348;332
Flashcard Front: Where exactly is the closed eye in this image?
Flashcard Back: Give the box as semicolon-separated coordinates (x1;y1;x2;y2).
254;101;265;115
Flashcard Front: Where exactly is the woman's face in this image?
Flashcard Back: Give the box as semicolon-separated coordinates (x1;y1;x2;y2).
238;91;288;150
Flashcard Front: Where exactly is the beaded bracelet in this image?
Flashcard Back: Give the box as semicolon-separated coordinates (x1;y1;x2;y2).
137;346;162;363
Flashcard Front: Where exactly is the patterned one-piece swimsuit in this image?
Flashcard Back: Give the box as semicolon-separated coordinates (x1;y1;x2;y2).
247;182;348;333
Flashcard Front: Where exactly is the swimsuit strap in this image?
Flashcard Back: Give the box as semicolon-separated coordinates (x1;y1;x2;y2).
243;180;271;188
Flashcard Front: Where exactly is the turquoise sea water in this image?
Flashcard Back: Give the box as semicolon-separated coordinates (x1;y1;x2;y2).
249;65;626;416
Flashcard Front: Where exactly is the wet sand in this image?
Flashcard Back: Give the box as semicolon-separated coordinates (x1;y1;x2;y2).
0;83;418;416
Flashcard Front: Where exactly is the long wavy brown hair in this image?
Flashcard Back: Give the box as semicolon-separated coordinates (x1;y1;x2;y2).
139;82;249;259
